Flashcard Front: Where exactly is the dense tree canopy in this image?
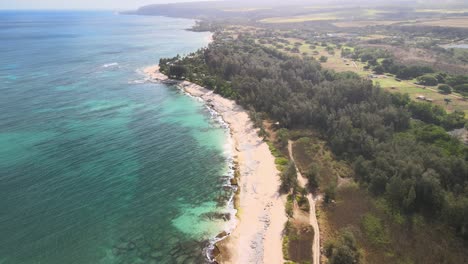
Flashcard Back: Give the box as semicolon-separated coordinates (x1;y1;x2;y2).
160;33;468;239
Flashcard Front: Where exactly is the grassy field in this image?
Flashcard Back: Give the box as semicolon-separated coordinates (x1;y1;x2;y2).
222;7;271;12
408;17;468;28
415;8;468;14
260;12;340;23
332;20;402;28
374;77;468;115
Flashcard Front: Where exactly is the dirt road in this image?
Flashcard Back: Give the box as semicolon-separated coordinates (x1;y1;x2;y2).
288;140;320;264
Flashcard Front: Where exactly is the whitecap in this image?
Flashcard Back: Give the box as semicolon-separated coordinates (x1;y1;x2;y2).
128;79;147;85
102;62;119;68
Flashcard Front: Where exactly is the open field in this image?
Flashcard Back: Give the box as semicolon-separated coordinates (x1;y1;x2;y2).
260;13;340;23
408;17;468;28
333;20;403;28
319;183;468;264
222;8;272;12
375;77;468;114
416;8;468;14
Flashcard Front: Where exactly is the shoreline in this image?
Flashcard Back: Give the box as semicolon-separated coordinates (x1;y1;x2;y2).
144;65;287;263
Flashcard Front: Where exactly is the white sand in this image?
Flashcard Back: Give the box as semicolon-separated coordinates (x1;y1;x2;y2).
145;65;287;264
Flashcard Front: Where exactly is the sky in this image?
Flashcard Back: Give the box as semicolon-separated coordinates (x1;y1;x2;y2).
0;0;217;10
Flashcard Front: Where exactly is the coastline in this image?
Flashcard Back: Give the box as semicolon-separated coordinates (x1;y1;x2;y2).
144;65;287;263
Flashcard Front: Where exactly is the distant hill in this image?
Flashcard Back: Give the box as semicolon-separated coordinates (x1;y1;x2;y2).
127;0;468;20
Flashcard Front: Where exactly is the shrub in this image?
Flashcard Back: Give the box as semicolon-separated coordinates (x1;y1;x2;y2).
275;157;289;166
329;230;361;264
320;56;328;63
324;185;337;203
373;65;385;74
361;214;390;246
286;195;294;217
454;84;468;94
305;166;319;190
280;162;298;194
417;74;438;86
438;84;452;94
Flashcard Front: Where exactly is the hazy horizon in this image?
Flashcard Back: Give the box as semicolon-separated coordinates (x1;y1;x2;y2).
2;0;467;11
0;0;219;10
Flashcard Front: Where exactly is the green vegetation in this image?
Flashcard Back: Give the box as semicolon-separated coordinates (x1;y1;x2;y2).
417;74;438;86
156;9;468;260
283;220;314;263
361;214;390;246
319;56;328;62
280;161;298;194
161;33;467;241
438;84;452;94
325;230;361;264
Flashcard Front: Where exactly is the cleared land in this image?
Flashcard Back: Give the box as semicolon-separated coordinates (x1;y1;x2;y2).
416;8;468;14
260;13;340;23
408;17;468;28
320;183;468;264
333;20;402;28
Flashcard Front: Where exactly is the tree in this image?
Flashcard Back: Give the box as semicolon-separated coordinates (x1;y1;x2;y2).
329;230;361;264
305;166;319;190
454;84;468;94
373;65;385;74
386;176;404;213
403;186;416;212
324;184;337;203
320;56;328;63
280;162;298;194
168;64;188;80
446;75;468;87
276;128;290;149
438;84;452;94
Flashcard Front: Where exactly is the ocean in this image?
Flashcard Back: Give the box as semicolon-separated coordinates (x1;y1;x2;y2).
0;11;233;264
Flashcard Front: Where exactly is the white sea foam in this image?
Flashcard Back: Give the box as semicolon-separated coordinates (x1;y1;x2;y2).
102;62;119;68
128;79;147;84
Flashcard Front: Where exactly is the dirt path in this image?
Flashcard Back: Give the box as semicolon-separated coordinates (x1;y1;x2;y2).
288;140;320;264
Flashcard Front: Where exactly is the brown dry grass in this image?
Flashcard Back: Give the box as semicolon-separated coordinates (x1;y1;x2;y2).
320;183;468;264
291;134;352;190
333;20;401;28
411;18;468;28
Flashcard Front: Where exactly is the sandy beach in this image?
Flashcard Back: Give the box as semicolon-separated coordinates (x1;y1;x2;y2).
144;65;287;264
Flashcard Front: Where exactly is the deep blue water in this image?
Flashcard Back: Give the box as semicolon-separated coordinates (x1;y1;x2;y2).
0;11;233;264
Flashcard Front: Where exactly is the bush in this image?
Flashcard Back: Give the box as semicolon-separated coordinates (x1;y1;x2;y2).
286;195;294;217
438;84;452;94
305;166;319;190
324;185;337;203
320;56;328;62
275;157;289;166
280;162;298;194
329;230;361;264
417;74;438;86
454;84;468;94
361;214;390;246
373;65;385;74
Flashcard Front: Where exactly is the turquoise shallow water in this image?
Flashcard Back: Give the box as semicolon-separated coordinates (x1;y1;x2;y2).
0;11;233;264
